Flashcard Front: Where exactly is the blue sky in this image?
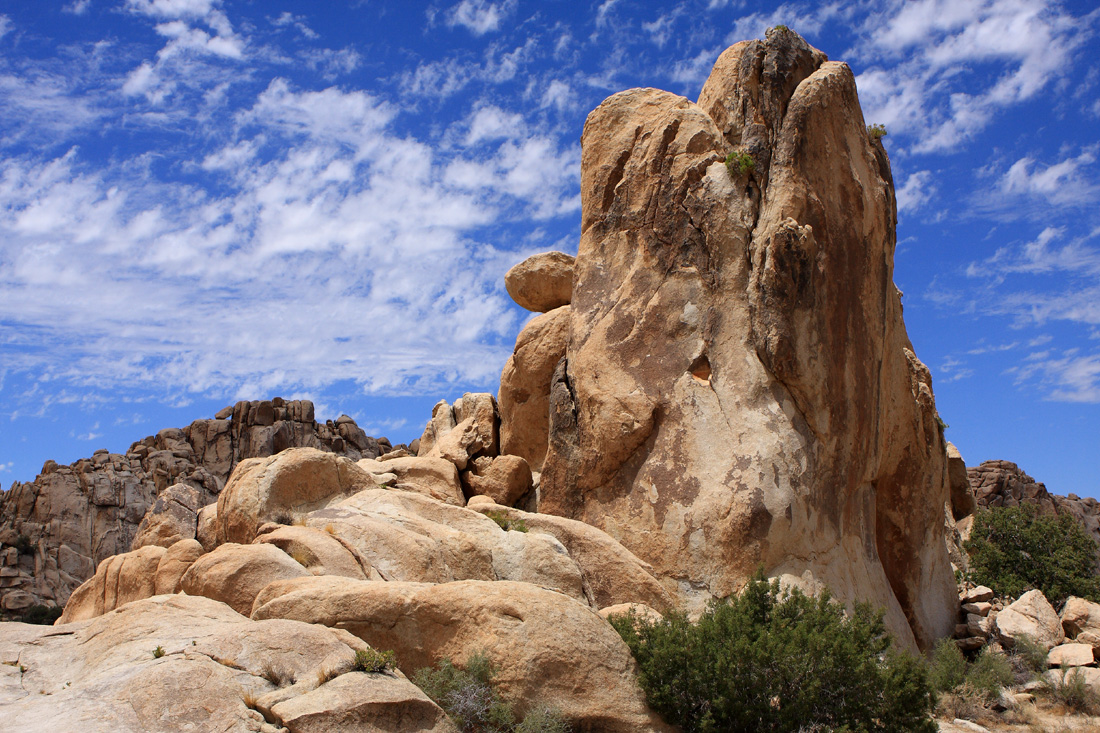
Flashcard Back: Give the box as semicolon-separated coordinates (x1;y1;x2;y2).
1;0;1098;499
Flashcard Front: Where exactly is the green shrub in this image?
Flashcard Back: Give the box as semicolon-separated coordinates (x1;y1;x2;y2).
964;504;1100;607
414;652;515;733
725;150;755;178
1007;633;1047;683
153;645;165;659
354;648;396;674
512;704;571;733
964;647;1013;702
928;638;967;694
609;570;935;732
485;510;527;533
1044;667;1100;714
867;123;888;140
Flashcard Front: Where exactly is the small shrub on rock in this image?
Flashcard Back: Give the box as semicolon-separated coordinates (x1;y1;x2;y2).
725;150;755;178
414;653;514;733
610;570;935;732
964;504;1100;607
354;648;396;674
867;123;888;140
485;510;527;533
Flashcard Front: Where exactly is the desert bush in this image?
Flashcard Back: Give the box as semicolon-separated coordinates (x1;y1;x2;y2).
513;705;571;733
964;504;1100;607
1007;634;1048;684
725;150;755;178
354;648;396;674
414;652;514;733
1043;667;1100;714
152;645;165;659
610;570;936;732
867;123;888;140
928;638;967;694
964;647;1014;701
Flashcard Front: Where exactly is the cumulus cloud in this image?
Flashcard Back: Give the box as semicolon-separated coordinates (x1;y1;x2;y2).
446;0;515;36
855;0;1091;152
896;170;936;213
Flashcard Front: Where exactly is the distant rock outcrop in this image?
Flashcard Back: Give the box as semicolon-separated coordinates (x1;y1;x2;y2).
0;399;394;614
969;459;1100;543
506;29;957;650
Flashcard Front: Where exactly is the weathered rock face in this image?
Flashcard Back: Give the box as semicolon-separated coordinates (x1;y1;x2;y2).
535;30;955;650
0;398;392;613
498;305;570;472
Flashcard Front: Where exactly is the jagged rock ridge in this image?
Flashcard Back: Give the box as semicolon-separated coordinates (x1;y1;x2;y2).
0;398;395;614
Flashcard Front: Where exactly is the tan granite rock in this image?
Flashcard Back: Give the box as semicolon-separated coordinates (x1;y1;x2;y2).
252;578;672;731
217;448;378;545
180;542;310;616
504;251;575;313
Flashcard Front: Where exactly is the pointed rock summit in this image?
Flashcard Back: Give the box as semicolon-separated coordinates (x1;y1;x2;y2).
508;28;955;650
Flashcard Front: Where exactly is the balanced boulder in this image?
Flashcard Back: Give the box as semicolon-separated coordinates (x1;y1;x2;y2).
504;251;574;312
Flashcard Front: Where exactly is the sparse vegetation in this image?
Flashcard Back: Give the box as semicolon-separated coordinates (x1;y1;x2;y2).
1044;667;1100;715
290;549;312;567
241;687;260;710
485;510;527;533
610;570;935;732
414;652;569;733
316;665;341;686
261;661;295;687
354;648;396;674
767;24;791;35
153;645;165;659
867;123;888;140
725;149;755;178
415;653;515;732
935;413;949;432
964;504;1100;607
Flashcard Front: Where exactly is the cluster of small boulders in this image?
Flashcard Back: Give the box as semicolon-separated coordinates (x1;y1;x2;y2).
969;460;1100;542
955;584;1100;690
954;584;1000;651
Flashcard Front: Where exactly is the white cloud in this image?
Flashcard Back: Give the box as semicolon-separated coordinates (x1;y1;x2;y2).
1012;352;1100;403
126;0;218;19
272;11;318;39
999;149;1099;207
0;69;579;403
540;79;573;111
447;0;515;36
896;170;935;214
856;0;1089;152
595;0;623;29
0;462;12;473
0;15;11;40
64;0;92;14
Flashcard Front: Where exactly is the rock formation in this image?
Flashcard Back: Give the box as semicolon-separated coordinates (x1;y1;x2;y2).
969;459;1100;544
0;398;394;614
495;28;956;650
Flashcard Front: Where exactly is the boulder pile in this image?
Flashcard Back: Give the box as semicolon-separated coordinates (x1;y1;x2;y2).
0;399;394;614
969;459;1100;544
